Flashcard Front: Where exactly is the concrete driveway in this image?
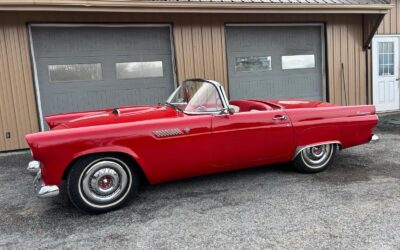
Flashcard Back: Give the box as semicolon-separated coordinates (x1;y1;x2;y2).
0;116;399;249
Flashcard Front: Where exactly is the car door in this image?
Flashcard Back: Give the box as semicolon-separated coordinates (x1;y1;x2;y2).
137;113;214;184
211;110;294;170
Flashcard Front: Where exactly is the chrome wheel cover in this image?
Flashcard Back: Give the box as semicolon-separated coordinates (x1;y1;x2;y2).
78;158;132;208
301;144;334;169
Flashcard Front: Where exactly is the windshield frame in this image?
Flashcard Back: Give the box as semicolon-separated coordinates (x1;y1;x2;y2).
166;79;230;115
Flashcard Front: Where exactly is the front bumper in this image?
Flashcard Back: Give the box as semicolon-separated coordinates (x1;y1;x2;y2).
27;161;59;198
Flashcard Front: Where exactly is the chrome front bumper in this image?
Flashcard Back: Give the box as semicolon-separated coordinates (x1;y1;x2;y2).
27;161;59;198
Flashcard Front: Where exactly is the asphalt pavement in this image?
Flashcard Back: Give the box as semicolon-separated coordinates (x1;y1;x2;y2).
0;115;399;249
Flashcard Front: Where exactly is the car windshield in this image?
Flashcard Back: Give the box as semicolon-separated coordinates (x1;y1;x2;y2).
166;80;225;113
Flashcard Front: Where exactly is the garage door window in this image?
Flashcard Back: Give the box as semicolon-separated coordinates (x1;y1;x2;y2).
235;56;272;72
282;55;315;70
116;61;163;79
48;63;103;82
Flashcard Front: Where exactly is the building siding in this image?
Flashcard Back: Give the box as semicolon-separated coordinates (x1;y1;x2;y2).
0;11;369;151
378;0;400;34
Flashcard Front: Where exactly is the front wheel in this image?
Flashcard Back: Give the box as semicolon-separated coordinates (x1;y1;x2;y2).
67;155;139;214
292;144;336;173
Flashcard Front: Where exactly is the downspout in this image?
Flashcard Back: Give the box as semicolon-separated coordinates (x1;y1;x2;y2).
363;14;385;104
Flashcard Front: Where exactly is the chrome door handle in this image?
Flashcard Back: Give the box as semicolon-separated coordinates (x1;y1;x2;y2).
272;115;287;121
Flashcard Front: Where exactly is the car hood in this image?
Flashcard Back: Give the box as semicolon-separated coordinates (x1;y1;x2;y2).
261;99;336;109
53;106;179;130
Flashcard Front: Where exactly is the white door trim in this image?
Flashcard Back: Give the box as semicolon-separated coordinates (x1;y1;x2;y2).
372;35;400;113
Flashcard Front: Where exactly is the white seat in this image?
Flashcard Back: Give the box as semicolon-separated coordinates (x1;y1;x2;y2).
229;105;240;113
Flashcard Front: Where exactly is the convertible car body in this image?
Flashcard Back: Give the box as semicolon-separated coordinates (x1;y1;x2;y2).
26;79;378;213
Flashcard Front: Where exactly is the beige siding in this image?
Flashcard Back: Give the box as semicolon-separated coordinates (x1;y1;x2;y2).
378;0;400;34
0;11;369;151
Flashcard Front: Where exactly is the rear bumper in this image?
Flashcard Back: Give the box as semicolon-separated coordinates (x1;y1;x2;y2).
27;161;59;198
370;134;379;143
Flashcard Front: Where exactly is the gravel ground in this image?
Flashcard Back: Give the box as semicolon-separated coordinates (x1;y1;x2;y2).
0;115;399;249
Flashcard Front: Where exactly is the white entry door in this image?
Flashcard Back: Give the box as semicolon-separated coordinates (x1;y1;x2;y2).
373;37;400;112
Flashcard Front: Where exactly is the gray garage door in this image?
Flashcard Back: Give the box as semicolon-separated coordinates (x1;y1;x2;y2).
30;25;175;128
226;25;325;101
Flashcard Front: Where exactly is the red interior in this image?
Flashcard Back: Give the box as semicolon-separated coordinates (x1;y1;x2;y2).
229;100;273;112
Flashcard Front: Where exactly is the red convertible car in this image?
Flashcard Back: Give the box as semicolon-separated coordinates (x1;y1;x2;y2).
26;79;379;213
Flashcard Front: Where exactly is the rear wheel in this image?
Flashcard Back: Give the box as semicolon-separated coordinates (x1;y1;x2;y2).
292;144;336;173
67;154;139;214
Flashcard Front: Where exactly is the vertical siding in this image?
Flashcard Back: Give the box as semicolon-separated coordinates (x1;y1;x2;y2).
378;0;400;34
172;15;228;89
0;11;370;151
0;13;39;151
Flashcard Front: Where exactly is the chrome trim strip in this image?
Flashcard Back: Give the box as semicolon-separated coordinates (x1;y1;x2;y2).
153;128;184;138
292;141;342;160
356;111;372;115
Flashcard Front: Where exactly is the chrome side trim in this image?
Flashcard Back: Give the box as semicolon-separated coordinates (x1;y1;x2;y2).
27;160;40;176
356;111;372;115
153;128;184;138
292;141;342;160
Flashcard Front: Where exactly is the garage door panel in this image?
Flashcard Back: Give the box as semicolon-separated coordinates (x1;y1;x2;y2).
226;25;324;101
230;74;321;100
42;86;169;115
32;27;172;58
31;25;175;129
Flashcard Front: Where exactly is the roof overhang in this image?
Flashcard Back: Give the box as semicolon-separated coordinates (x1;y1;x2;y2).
0;1;393;14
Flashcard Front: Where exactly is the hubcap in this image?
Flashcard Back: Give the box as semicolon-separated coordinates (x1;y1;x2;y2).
301;144;333;169
81;160;129;204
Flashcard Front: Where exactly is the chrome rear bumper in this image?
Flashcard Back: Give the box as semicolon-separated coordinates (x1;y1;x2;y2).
370;134;379;143
28;161;59;198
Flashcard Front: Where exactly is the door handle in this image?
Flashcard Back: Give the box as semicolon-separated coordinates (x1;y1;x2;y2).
272;115;287;121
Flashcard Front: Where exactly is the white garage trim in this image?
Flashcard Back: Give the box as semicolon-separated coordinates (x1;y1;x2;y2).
225;23;327;101
28;23;177;131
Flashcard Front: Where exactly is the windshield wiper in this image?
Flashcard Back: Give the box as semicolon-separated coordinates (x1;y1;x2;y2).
164;102;183;112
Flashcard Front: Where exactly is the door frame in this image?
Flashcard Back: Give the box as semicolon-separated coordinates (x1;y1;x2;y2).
28;23;177;131
372;35;400;112
224;23;327;101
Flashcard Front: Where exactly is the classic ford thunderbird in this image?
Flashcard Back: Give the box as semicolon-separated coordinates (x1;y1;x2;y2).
26;79;379;213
